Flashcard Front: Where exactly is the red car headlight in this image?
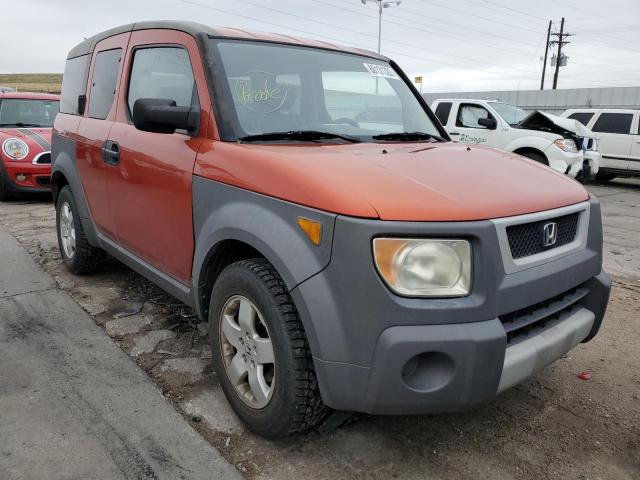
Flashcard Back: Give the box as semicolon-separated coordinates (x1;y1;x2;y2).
2;138;29;160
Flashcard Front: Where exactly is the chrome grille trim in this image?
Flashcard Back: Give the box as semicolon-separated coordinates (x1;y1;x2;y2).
492;201;590;275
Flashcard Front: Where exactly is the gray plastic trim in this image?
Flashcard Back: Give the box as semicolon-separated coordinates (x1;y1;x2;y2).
498;306;595;393
492;201;590;275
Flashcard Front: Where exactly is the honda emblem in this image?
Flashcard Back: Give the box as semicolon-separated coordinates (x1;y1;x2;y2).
543;222;558;247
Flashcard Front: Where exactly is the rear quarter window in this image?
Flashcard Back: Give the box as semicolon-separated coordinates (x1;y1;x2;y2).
60;55;91;115
592;113;633;134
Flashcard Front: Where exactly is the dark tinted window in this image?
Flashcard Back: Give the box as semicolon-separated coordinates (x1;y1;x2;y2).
127;47;196;114
60;55;90;114
568;112;594;126
88;49;121;119
592;113;633;134
0;99;60;127
434;102;452;125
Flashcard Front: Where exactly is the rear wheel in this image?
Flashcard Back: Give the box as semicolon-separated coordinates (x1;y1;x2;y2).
209;258;328;439
596;172;617;182
56;186;104;274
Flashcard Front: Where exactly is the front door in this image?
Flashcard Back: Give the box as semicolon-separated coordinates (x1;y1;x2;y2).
450;103;497;147
105;29;212;284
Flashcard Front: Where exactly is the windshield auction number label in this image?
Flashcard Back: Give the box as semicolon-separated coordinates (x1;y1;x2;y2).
363;63;400;79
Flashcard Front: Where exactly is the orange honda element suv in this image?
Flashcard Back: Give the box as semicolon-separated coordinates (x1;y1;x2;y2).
52;22;610;439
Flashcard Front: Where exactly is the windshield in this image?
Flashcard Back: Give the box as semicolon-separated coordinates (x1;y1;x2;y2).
490;102;528;126
209;40;442;142
0;99;59;127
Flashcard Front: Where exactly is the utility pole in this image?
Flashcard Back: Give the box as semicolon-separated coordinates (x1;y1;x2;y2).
361;0;401;54
550;17;573;90
540;20;552;90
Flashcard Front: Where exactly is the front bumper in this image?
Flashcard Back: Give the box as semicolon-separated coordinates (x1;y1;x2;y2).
544;146;582;177
293;197;610;414
1;160;51;192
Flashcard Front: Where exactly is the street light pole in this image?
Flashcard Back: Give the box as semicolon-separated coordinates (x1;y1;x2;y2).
361;0;401;55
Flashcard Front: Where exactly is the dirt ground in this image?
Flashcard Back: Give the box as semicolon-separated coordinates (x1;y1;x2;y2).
1;179;638;480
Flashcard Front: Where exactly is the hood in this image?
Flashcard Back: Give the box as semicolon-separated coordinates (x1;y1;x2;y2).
0;127;52;161
197;141;589;221
517;110;594;138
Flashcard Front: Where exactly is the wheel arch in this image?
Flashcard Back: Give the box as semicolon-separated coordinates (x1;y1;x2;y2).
513;147;549;165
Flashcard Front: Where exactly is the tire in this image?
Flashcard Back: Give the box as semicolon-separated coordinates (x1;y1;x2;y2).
520;151;547;165
56;185;104;274
596;172;617;182
209;258;328;439
0;162;12;201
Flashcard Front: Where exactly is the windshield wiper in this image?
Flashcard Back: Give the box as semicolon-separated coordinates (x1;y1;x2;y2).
0;122;43;127
372;131;444;142
238;130;360;143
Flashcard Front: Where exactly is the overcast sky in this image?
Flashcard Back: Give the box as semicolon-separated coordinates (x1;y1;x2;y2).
2;0;639;92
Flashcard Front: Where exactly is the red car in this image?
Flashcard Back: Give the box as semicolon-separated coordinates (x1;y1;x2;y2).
0;92;59;200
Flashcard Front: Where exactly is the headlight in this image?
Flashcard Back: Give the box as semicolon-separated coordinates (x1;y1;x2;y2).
2;138;29;160
553;138;578;153
373;238;471;297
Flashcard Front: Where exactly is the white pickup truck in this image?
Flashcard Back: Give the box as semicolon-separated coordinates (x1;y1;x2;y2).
431;99;600;179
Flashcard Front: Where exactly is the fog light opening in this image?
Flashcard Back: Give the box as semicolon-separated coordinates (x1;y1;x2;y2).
401;352;455;392
16;174;27;182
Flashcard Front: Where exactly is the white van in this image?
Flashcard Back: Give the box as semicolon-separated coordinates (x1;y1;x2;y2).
562;109;640;181
432;99;600;179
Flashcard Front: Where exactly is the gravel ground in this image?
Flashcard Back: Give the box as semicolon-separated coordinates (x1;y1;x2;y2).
1;179;638;480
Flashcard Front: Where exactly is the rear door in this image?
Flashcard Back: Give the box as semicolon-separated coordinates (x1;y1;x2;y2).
448;102;498;146
75;33;130;238
105;29;212;284
590;111;634;172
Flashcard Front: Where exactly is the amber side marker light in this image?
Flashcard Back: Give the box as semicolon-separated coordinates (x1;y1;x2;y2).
297;217;322;246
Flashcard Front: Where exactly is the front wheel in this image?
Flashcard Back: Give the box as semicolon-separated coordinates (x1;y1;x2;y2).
596;172;617;182
56;186;104;274
209;258;328;439
0;163;12;201
520;151;548;165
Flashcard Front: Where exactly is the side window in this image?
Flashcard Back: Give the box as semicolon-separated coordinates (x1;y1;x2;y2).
434;102;452;125
592;113;633;134
127;47;197;115
88;49;122;119
456;104;493;129
568;112;594;127
60;55;91;115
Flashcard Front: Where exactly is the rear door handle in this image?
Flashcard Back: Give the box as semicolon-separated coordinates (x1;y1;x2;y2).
102;140;120;166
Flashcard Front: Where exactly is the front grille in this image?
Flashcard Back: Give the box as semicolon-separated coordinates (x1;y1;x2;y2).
506;212;579;259
34;152;51;164
36;176;51;187
500;286;589;344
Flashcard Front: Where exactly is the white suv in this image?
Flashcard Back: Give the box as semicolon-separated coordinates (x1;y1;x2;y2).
562;109;640;181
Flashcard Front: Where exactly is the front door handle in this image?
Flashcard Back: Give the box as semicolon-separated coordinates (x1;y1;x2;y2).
102;140;120;166
449;132;461;136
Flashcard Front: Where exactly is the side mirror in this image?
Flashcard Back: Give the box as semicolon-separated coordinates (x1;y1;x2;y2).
132;98;199;134
478;117;497;130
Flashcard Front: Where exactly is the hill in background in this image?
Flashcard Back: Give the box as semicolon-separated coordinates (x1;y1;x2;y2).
0;73;62;94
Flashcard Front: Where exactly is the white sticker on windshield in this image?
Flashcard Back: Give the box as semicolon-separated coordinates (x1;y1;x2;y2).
363;63;400;79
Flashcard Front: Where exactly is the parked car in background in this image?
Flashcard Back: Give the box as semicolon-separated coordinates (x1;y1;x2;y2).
562;108;640;181
0;92;59;200
53;21;610;439
432;99;600;180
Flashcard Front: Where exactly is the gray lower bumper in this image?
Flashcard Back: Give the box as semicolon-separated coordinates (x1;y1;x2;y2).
498;307;594;393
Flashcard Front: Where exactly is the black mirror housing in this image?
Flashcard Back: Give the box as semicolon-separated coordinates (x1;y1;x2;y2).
478;117;497;130
132;98;199;134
